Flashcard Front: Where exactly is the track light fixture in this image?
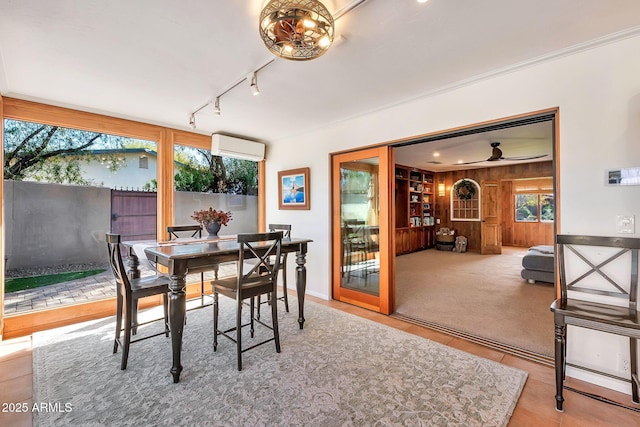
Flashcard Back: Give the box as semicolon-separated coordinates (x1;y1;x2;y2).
187;0;367;128
250;72;260;96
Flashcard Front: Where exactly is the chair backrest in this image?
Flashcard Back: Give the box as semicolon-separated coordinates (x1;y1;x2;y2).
365;225;380;252
557;235;640;310
268;223;291;239
167;224;202;240
106;233;131;295
237;231;283;288
343;219;365;241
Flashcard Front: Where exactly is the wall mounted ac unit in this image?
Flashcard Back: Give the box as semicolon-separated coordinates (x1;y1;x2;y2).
211;134;265;161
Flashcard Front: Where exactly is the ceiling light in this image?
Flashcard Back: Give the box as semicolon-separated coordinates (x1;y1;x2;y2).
433;152;440;157
250;72;260;96
417;0;429;3
214;97;221;116
259;0;335;61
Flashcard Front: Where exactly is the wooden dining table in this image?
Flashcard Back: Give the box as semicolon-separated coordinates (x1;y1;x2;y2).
123;234;313;383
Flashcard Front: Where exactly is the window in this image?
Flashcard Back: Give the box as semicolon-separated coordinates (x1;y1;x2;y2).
515;193;554;222
450;178;480;221
139;155;148;169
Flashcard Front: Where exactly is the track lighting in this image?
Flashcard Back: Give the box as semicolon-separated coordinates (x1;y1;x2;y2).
214;97;221;115
250;72;260;96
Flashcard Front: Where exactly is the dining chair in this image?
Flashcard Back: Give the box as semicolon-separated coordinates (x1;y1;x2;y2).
343;219;367;282
550;234;640;411
212;231;283;370
255;224;291;319
106;233;170;370
167;224;218;307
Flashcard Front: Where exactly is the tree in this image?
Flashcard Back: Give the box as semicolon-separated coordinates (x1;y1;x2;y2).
3;119;125;184
173;146;257;195
4;119;258;193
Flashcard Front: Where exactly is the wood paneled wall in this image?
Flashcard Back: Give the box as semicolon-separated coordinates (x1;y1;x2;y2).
433;161;553;251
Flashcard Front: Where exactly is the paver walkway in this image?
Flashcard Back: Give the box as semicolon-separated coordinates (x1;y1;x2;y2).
4;263;237;315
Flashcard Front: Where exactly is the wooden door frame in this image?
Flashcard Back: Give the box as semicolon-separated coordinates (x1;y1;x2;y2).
330;146;394;314
330;107;560;313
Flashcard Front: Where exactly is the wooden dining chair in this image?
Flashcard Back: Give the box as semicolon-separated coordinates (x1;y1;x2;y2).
106;233;170;370
212;231;283;370
167;224;218;307
255;224;291;319
550;235;640;411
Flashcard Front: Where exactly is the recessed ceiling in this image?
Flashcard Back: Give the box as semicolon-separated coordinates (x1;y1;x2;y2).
394;120;553;172
1;1;639;143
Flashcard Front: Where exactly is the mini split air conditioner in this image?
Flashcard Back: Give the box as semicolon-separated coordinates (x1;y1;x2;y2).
211;134;265;161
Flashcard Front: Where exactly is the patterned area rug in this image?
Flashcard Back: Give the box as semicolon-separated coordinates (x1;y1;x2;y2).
33;297;527;426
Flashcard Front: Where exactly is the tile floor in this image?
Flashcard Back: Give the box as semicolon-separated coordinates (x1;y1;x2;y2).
2;295;640;426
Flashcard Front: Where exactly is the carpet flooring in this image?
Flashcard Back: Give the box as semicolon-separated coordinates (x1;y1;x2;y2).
32;296;527;426
395;247;555;357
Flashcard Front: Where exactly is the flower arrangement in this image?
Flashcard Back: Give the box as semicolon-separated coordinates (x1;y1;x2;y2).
190;208;232;226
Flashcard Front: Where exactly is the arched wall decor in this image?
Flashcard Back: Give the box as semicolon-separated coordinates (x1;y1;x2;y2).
450;178;481;221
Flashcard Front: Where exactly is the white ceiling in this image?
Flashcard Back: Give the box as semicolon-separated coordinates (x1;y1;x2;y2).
1;0;639;165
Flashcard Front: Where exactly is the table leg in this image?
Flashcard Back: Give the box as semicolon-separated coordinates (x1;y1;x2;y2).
295;243;308;329
169;273;187;383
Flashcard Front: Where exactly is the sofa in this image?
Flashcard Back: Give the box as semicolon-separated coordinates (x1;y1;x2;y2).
521;245;555;284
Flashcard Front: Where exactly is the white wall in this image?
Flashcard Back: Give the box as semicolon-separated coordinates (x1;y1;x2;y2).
265;34;640;394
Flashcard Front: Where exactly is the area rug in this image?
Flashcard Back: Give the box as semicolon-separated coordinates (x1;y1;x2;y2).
32;297;527;426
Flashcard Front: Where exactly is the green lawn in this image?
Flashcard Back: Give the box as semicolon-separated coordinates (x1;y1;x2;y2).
5;269;106;293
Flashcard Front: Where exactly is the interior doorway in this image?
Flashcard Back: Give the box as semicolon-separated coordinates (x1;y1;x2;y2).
391;111;558;360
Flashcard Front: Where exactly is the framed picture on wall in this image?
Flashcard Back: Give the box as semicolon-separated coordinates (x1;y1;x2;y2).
278;167;310;210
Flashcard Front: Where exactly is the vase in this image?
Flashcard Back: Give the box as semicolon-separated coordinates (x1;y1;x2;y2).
203;221;222;237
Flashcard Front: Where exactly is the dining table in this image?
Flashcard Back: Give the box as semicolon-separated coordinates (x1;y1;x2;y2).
123;234;313;383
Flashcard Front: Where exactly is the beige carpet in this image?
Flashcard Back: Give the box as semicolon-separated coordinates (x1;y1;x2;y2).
395;247;555;357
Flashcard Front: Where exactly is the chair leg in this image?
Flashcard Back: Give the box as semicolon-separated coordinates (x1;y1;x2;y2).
250;297;255;338
200;272;205;306
256;295;261;320
163;293;170;337
236;298;243;371
213;292;219;352
631;337;639;403
553;319;566;412
113;292;123;354
131;298;139;336
271;288;281;354
121;298;133;370
282;263;289;313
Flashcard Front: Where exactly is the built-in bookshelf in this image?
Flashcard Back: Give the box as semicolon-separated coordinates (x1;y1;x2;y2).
395;165;435;254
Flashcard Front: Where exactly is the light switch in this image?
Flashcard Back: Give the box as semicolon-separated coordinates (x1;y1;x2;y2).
617;215;635;234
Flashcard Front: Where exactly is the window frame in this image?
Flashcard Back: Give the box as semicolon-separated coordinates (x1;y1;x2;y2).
515;193;555;223
450;178;481;222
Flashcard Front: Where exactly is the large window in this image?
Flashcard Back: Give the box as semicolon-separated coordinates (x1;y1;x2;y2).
172;143;259;237
515;194;554;222
3;118;158;315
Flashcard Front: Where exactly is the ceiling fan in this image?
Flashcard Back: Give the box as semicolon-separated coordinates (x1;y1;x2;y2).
457;142;548;165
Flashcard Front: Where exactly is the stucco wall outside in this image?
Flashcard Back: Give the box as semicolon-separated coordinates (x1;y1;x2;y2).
4;181;258;270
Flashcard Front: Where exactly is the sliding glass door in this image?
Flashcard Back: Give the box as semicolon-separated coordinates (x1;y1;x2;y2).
331;147;393;314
